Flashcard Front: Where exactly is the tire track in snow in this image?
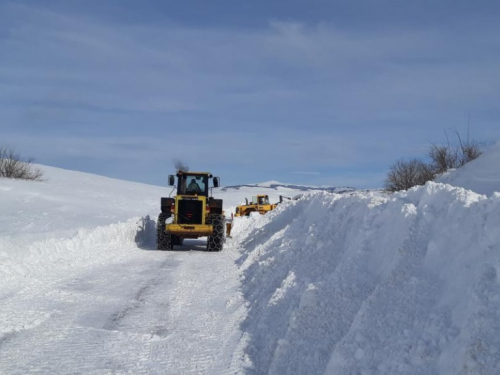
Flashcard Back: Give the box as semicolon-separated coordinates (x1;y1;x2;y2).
0;241;245;374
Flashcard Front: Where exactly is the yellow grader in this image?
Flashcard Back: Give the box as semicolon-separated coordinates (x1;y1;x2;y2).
234;194;278;217
157;170;225;251
226;194;289;237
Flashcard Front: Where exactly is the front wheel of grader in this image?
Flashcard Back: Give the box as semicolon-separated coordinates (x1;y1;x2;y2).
207;214;225;252
157;213;173;251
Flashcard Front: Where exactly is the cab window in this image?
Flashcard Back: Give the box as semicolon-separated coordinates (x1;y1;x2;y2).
258;196;269;205
181;175;207;195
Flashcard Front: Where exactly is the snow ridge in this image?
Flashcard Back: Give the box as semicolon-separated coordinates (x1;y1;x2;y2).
436;140;500;197
0;216;156;293
232;183;500;375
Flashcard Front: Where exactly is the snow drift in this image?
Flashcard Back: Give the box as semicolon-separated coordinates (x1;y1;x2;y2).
436;140;500;197
0;166;165;294
0;217;158;293
0;165;301;295
1;147;500;374
232;183;500;375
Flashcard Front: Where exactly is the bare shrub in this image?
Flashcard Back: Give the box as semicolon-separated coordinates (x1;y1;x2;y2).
428;129;484;174
384;158;435;192
386;127;485;192
0;146;44;181
428;144;459;174
456;133;483;166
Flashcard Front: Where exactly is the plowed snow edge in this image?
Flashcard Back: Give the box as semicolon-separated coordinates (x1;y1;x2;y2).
231;182;500;375
0;216;156;294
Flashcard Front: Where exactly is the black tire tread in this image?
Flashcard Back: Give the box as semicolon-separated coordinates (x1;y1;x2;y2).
157;213;172;250
207;214;225;252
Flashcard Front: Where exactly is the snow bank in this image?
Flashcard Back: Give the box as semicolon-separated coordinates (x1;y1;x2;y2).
0;165;163;293
436;140;500;197
0;216;157;294
233;183;500;375
217;186;301;220
0;164;303;295
3;159;499;374
0;165;165;240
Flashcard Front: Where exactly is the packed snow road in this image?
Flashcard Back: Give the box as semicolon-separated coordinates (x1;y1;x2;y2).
0;240;246;374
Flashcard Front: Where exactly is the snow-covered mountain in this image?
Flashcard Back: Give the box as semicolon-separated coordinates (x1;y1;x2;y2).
0;146;499;374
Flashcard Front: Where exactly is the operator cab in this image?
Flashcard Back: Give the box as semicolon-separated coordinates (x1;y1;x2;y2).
252;195;270;205
168;171;220;197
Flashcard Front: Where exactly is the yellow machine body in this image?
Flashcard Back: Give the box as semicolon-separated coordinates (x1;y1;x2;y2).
166;195;214;238
234;194;278;217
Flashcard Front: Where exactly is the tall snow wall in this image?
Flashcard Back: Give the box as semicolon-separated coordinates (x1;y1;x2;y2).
232;183;500;375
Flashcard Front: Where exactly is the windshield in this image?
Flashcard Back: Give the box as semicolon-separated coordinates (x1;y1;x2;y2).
178;174;209;196
258;196;270;205
252;196;269;205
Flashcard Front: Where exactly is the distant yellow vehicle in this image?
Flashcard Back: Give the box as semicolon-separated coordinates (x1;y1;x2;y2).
234;194;278;217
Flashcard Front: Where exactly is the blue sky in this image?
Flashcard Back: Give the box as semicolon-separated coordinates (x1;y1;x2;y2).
1;0;500;188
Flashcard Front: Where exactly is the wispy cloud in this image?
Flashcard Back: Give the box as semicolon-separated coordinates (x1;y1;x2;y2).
1;2;500;187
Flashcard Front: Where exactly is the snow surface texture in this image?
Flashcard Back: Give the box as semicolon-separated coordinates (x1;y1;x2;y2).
1;144;500;374
0;166;289;294
436;140;500;197
0;165;303;374
0;166;165;294
232;186;500;374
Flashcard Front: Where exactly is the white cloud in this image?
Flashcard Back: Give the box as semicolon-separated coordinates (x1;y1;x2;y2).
1;2;499;187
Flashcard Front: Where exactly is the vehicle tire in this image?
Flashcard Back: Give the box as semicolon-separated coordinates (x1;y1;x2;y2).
207;214;225;252
157;213;172;250
245;209;256;216
172;235;184;246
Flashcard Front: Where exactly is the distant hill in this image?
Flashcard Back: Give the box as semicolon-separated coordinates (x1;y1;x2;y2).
222;181;356;194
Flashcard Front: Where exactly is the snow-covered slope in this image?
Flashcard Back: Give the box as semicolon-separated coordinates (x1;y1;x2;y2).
1;152;500;374
231;184;500;375
0;165;306;294
0;166;170;295
436;140;500;197
0;165;310;374
221;185;303;216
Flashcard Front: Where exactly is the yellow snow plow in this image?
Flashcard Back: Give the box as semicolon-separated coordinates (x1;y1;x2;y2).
234;194;278;217
157;170;225;251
